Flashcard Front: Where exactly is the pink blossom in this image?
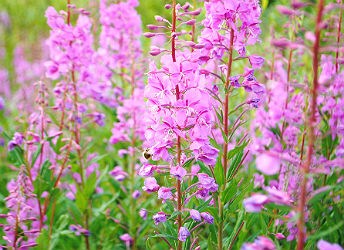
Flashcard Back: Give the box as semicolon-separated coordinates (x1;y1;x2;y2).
110;166;128;181
242;236;276;250
190;209;202;222
317;240;343;250
170;166;187;181
200;212;214;224
256;154;281;175
243;194;268;212
152;212;167;225
158;187;173;201
142;177;160;193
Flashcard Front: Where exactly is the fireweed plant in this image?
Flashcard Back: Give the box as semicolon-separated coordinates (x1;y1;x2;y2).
141;0;266;249
245;0;344;250
0;0;343;250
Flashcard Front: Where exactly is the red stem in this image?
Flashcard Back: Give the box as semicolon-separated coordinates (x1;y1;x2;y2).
171;1;182;249
218;28;235;250
296;1;324;249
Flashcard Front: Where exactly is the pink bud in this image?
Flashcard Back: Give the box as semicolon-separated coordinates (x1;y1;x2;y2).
182;3;191;10
147;24;161;30
144;32;156;38
149;46;164;56
271;38;290;48
276;5;296;16
154;15;165;22
185;19;196;25
185;8;202;16
275;233;286;240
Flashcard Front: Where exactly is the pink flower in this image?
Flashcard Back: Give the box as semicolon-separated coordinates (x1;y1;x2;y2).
170;166;187;181
256;154;281;175
242;236;276;250
249;55;265;69
201;212;214;224
120;233;133;246
243;194;268;212
138;164;156;177
274;233;285;240
197;173;218;192
265;187;292;205
44;61;60;80
317;240;343;250
190;209;202;222
139;209;147;220
142;177;160;193
132;190;141;199
110;166;128;181
158;187;173;201
153;212;167;225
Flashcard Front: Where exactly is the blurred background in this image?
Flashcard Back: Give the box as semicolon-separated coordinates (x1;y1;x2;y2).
0;0;284;92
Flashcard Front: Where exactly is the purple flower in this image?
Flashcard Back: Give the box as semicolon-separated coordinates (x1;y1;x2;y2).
230;75;241;87
132;190;141;199
265;187;292;205
142;177;160;193
190;209;202;222
110;166;128;181
243;194;268;213
197;173;218;192
0;96;4;110
120;234;133;245
139;208;147;220
178;227;190;242
153;212;167;225
8;132;24;151
2;170;40;247
138;164;156;177
200;212;214;224
69;224;90;236
170;166;187;181
242;236;276;250
44;60;60;80
317;240;343;250
158;187;173;201
249;55;265;69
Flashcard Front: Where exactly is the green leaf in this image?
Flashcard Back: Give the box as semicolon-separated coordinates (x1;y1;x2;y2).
84;172;97;199
215;108;223;124
35;228;50;250
321;134;338;159
183;157;194;169
197;161;212;176
214;157;225;186
308;221;344;240
150;233;178;240
30;144;42;167
227;141;248;160
222;182;237;204
225;209;244;249
227;150;244;180
8;146;25;167
75;189;88;212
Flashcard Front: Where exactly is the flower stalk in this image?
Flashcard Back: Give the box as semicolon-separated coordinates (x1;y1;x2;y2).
296;0;325;249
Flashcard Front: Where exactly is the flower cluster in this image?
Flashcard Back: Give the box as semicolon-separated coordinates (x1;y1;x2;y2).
0;169;40;249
